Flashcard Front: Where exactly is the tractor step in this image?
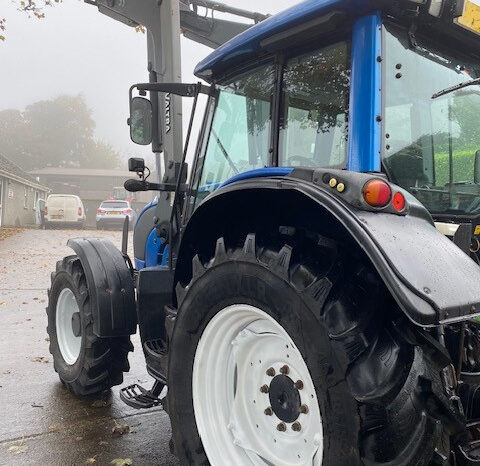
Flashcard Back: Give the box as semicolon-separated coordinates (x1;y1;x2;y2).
456;421;480;465
119;381;164;409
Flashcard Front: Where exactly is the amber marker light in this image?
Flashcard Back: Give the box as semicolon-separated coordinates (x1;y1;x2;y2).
392;192;406;212
363;179;392;208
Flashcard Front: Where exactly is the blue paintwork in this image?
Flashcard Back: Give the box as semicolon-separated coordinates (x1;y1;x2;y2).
347;12;382;172
135;258;146;270
160;244;170;267
134;198;159;271
135;198;158;226
144;228;163;268
220;167;294;188
195;0;373;80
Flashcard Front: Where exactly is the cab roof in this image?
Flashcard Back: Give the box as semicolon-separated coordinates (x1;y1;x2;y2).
194;0;374;80
194;0;478;82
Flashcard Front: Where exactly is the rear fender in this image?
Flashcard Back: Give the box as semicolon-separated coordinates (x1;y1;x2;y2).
67;238;136;337
178;170;480;327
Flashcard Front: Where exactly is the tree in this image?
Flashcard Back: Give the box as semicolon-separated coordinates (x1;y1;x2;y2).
1;0;63;41
0;94;120;170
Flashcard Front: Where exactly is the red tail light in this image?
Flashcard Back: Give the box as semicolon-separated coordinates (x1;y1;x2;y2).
363;180;392;208
122;208;133;215
78;207;82;216
97;208;105;214
392;192;406;212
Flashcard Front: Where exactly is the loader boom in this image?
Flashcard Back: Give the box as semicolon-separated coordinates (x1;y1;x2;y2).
85;0;267;184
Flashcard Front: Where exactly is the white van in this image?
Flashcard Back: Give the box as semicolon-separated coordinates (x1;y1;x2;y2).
44;195;86;229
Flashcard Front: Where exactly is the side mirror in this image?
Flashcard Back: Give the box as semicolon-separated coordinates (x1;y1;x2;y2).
128;157;145;174
475;150;480;184
129;97;153;145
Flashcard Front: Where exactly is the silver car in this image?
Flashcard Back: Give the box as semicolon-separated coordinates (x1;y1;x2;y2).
96;200;137;230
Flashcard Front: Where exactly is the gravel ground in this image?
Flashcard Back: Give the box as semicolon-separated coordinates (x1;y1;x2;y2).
0;228;179;466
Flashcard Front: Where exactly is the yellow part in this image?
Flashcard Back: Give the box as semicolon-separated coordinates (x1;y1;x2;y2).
337;183;345;193
329;178;338;188
474;225;480;236
457;0;480;35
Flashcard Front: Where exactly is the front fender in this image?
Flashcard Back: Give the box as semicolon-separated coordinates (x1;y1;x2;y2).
182;170;480;327
68;238;136;337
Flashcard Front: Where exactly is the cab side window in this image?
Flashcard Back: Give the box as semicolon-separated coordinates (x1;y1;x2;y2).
279;41;351;168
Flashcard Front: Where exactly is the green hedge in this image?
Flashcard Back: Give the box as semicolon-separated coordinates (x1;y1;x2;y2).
434;150;476;186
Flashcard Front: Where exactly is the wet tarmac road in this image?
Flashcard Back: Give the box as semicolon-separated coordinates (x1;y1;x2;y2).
0;228;180;466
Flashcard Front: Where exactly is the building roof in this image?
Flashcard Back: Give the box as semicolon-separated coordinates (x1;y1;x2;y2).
30;167;133;178
194;0;372;80
0;153;49;191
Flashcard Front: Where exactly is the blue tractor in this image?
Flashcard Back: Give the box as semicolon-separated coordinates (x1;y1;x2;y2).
47;0;480;463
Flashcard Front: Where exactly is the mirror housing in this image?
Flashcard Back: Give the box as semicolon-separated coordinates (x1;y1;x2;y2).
128;157;145;174
474;150;480;184
129;97;153;145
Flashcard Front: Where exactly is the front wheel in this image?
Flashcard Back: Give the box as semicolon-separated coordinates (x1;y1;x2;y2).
168;234;460;465
47;256;132;395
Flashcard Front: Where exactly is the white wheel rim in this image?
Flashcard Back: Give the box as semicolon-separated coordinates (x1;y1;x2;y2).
193;304;323;466
56;288;82;365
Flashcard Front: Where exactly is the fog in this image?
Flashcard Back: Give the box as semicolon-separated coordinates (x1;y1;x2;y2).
0;0;299;164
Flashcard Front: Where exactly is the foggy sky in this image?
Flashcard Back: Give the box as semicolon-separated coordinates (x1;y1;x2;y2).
0;0;299;163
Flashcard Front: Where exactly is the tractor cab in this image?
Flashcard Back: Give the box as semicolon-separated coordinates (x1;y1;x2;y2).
130;0;480;243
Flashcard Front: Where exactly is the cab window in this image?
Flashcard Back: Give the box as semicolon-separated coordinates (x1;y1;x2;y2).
279;41;351;168
191;64;275;207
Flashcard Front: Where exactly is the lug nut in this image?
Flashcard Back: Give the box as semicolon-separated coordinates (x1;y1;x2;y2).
295;380;304;390
264;407;273;416
280;365;290;375
300;404;309;414
277;422;287;432
260;384;269;394
292;422;302;432
266;367;276;377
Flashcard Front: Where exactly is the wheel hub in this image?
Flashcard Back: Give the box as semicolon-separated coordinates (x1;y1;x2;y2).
192;304;324;465
269;374;301;423
71;312;82;337
55;287;82;365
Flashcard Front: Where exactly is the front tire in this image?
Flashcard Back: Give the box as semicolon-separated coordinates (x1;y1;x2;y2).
47;256;132;396
168;234;461;465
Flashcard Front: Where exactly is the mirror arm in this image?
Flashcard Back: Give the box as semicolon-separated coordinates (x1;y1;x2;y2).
124;179;187;193
135;82;214;97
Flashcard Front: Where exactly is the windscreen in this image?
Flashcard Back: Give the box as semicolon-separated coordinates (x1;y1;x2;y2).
383;22;480;217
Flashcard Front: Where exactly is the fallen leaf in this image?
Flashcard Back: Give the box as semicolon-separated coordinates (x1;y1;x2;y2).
8;442;28;455
112;422;130;437
111;459;133;466
0;301;6;306
31;356;49;363
86;457;97;464
91;399;111;408
99;440;108;446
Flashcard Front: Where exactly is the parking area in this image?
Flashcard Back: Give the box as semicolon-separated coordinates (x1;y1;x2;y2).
0;228;179;466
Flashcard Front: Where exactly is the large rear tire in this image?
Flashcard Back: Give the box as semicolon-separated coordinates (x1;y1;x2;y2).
47;256;133;396
168;233;461;465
